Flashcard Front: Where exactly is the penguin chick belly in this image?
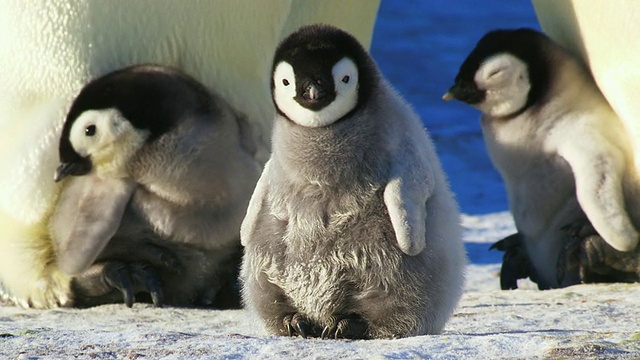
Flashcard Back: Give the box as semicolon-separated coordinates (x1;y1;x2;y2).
492;135;585;287
264;183;423;330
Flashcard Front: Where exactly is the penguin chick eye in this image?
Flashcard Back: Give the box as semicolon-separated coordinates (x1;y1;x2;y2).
341;75;350;84
282;79;290;86
85;125;96;137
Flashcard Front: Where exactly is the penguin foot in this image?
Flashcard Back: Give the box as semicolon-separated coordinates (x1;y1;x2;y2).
71;260;167;308
579;235;640;282
558;221;640;284
556;225;583;285
283;313;313;338
490;233;535;289
321;314;369;340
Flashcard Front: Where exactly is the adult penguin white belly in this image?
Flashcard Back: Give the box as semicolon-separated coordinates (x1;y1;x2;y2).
532;1;640;173
0;0;380;308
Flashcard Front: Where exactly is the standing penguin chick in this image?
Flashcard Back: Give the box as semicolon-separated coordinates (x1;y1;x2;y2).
444;28;640;289
241;24;466;339
50;64;261;307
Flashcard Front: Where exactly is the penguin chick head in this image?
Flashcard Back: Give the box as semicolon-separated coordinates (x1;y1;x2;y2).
55;108;149;181
56;64;211;182
271;24;378;127
443;28;552;118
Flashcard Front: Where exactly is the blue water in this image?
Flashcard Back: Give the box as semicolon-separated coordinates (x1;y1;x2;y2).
371;1;541;215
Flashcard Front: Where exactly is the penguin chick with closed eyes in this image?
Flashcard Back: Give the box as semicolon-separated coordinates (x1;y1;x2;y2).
240;24;466;339
444;28;640;289
50;64;261;307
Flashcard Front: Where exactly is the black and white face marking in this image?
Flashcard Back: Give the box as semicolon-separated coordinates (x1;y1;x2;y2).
444;28;551;118
472;53;531;117
273;57;359;127
55;108;149;182
56;64;212;182
444;53;531;117
68;108;131;158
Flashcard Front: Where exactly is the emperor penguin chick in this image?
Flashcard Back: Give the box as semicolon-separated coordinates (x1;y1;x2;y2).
444;28;640;289
240;24;466;339
50;64;261;307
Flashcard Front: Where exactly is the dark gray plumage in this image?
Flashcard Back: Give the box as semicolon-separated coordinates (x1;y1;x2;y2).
445;28;640;289
50;64;261;307
489;232;536;290
240;24;466;339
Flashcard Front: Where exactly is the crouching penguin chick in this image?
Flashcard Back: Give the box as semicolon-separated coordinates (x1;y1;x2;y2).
50;64;261;307
240;24;466;339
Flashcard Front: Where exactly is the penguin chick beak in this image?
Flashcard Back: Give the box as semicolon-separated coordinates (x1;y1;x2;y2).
442;83;485;105
303;82;326;101
442;91;454;101
54;161;92;182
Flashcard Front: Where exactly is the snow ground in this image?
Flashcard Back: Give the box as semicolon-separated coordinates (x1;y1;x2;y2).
1;212;639;359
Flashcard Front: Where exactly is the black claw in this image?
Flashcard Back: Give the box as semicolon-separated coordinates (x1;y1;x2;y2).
321;326;333;340
321;314;368;340
71;257;173;308
103;262;135;307
283;314;294;337
131;263;164;307
321;315;339;339
292;314;309;339
282;313;312;338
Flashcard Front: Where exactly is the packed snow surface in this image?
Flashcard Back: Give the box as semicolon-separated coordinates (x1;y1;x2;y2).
1;212;639;359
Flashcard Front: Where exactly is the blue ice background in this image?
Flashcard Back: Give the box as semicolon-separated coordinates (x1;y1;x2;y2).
371;1;541;216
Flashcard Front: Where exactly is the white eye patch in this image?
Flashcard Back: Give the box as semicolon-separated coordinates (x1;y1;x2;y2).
473;53;531;117
475;53;526;88
332;57;359;100
69;109;125;157
272;57;359;127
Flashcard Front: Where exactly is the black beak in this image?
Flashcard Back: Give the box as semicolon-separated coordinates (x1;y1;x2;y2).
303;81;326;101
54;161;91;182
442;82;486;105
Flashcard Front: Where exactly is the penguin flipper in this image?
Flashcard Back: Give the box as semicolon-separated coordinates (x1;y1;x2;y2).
558;136;639;252
50;176;136;275
383;160;434;256
240;159;271;246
